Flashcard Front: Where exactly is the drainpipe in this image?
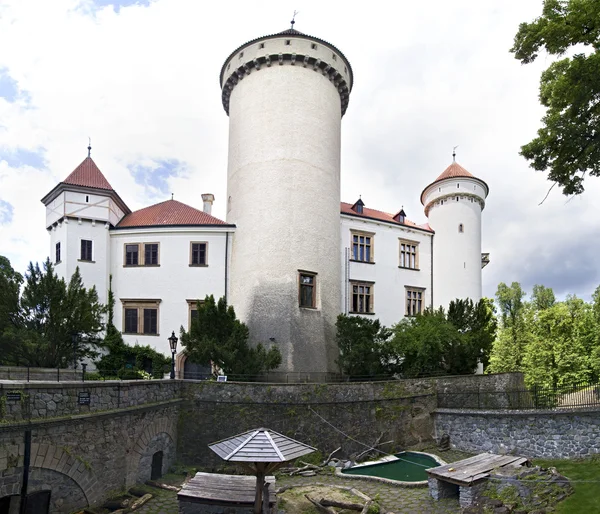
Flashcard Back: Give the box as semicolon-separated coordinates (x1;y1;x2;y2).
224;232;229;303
430;234;434;310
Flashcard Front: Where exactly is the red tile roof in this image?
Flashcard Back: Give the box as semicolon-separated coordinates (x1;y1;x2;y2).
116;199;228;228
434;162;474;182
421;161;488;204
340;202;433;233
62;157;113;190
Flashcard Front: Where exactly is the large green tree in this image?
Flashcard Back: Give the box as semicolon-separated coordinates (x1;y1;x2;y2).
180;295;281;377
487;282;529;373
0;256;24;364
512;0;600;195
0;259;105;367
390;299;496;377
335;314;393;377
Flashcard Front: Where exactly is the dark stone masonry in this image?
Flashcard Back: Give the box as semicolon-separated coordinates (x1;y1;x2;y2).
0;372;596;512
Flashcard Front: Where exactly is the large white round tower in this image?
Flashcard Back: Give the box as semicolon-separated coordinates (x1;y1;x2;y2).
421;161;489;311
220;27;353;374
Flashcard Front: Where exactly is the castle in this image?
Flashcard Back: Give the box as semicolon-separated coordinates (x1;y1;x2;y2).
41;27;489;374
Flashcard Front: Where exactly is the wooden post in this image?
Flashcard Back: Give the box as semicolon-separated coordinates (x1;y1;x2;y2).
254;463;265;514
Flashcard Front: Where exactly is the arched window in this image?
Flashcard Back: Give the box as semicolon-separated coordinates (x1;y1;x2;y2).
458;223;464;233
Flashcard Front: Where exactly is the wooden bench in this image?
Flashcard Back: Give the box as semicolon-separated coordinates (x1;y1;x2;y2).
426;453;530;508
178;472;277;514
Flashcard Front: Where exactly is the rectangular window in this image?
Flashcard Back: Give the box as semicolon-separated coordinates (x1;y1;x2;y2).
80;239;93;261
406;287;424;316
143;308;158;335
190;242;208;266
399;239;419;270
145;243;159;265
187;299;205;329
122;300;160;335
350;281;373;314
125;244;139;266
55;242;61;263
299;272;316;308
123;243;159;266
351;230;374;263
124;308;138;333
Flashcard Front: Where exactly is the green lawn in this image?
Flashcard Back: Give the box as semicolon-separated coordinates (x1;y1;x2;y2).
535;456;600;513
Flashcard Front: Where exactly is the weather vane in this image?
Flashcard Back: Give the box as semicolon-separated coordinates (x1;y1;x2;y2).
452;145;459;162
291;10;298;29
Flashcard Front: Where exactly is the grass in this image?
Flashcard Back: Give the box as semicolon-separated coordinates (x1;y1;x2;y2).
534;456;600;513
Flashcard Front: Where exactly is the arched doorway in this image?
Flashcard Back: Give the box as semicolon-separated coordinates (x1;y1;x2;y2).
150;451;163;480
0;491;51;514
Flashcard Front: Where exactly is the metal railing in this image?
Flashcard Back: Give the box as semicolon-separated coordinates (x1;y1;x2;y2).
437;381;600;410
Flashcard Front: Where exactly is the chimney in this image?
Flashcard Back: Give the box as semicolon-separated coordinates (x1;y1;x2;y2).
201;194;215;215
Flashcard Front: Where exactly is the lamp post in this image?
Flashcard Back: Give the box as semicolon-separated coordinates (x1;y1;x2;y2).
168;331;178;379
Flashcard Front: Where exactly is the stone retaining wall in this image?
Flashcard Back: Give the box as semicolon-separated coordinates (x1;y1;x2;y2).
0;380;181;421
434;407;600;458
178;379;438;468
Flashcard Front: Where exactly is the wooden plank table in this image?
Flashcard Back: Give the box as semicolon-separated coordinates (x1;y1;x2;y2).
178;472;276;505
426;453;530;487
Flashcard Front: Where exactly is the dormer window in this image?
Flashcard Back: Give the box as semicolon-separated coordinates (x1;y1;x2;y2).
394;208;406;224
351;198;364;215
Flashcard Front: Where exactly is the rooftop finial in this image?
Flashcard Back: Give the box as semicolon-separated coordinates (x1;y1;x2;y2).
87;137;92;158
290;10;298;29
171;193;174;200
452;145;458;162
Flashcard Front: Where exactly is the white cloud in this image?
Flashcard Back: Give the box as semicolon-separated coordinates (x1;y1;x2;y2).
0;0;597;301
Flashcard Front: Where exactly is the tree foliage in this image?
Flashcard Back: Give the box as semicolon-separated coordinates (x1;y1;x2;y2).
511;0;600;195
0;258;105;367
180;295;281;377
335;314;393;376
488;282;600;387
391;299;497;377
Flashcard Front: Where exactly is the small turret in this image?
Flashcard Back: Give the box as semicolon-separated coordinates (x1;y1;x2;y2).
421;160;489;310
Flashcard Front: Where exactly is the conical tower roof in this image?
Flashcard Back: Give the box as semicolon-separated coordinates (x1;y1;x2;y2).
420;161;488;204
62;156;114;190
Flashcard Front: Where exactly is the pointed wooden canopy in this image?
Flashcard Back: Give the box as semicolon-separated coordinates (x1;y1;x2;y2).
209;428;317;514
209;427;316;463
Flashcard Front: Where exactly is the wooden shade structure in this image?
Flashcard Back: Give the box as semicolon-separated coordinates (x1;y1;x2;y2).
209;428;317;513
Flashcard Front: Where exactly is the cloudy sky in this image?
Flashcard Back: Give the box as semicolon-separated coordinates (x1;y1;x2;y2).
0;0;598;302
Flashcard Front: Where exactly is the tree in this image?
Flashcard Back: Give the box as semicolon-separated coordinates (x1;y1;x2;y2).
0;256;24;364
446;298;497;369
335;314;393;377
179;295;281;377
4;259;106;367
523;296;596;388
487;282;529;373
511;0;600;195
390;308;467;376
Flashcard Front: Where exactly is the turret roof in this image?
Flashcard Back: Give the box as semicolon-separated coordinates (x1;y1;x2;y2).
420;161;488;204
219;28;353;90
62;156;114;190
115;199;231;229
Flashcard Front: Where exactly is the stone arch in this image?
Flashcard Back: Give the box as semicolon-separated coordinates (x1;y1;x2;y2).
176;351;211;380
0;444;98;511
126;415;178;487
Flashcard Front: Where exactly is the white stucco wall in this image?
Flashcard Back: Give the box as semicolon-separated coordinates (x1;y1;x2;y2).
224;34;351;373
423;177;487;310
110;227;233;354
340;215;433;328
